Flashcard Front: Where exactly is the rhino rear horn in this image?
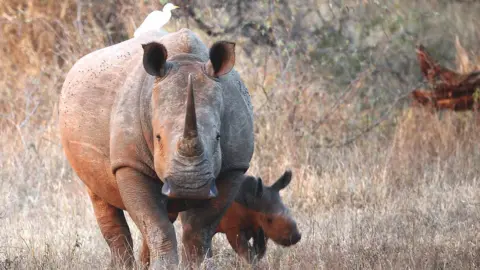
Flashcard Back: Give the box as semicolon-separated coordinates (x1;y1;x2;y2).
142;42;168;77
205;41;235;77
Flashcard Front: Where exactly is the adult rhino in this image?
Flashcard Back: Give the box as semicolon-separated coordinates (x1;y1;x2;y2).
58;28;254;269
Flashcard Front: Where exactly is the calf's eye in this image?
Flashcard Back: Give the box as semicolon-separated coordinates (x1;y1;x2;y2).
156;134;161;141
267;217;273;224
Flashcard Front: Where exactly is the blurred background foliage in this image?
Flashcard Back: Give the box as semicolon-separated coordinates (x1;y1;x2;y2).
2;0;480;174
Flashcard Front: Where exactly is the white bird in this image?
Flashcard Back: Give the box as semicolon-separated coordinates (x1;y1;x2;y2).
134;3;180;37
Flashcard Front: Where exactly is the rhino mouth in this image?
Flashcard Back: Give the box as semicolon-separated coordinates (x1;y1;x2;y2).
271;231;302;246
161;176;218;200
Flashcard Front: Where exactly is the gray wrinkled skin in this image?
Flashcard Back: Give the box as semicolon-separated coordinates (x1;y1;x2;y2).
58;28;254;269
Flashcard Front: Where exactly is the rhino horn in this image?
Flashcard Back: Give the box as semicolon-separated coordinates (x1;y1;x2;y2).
178;74;203;157
184;74;198;139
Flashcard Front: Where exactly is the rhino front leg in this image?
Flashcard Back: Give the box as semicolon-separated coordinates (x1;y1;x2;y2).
225;230;257;264
139;213;179;269
87;189;134;268
179;170;245;267
140;237;150;269
252;229;268;261
116;167;178;268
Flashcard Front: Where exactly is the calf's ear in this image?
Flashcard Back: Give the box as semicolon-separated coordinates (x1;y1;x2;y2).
271;170;292;191
205;41;235;77
142;42;169;77
254;177;264;198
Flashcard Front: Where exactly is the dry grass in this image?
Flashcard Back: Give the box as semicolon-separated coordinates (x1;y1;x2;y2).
2;0;480;269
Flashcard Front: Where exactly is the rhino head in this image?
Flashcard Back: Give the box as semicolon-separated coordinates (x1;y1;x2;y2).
141;40;236;200
245;170;301;246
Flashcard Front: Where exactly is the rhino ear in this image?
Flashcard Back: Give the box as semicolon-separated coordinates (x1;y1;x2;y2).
142;42;168;77
254;177;264;198
205;41;235;77
271;170;292;191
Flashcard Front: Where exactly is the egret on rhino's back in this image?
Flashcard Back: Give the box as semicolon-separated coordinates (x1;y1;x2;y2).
134;3;179;37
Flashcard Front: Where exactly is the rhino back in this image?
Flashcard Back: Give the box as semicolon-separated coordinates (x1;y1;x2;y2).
59;29;208;206
59;35;153;207
59;27;252;206
219;70;254;173
59;28;207;154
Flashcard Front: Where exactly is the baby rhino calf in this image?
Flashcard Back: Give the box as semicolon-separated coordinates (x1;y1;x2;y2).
167;170;301;264
217;169;301;263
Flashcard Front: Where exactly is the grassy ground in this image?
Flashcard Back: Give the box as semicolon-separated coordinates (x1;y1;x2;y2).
2;0;480;269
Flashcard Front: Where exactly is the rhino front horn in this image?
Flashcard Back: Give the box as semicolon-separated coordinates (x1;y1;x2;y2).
178;74;204;157
184;74;198;139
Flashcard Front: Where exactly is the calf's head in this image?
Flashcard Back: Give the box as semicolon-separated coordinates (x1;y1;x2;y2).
243;170;301;246
141;40;236;200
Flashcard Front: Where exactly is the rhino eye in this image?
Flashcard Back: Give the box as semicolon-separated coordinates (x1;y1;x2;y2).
216;133;221;141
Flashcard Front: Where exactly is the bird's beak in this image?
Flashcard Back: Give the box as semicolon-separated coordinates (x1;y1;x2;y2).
173;5;180;9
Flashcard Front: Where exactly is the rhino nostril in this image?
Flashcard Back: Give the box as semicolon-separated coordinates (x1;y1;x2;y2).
208;181;218;198
161;181;171;196
291;232;301;244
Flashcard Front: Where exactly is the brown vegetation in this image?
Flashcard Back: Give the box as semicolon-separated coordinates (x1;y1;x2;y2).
2;0;480;269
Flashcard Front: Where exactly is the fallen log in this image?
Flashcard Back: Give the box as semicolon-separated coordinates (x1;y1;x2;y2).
411;89;477;111
411;44;480;111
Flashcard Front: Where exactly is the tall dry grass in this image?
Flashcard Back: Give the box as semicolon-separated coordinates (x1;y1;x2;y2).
2;0;480;269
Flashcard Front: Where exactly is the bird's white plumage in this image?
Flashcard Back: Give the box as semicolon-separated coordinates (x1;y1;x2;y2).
134;3;179;37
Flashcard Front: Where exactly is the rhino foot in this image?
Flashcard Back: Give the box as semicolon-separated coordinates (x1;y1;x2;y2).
149;257;179;270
